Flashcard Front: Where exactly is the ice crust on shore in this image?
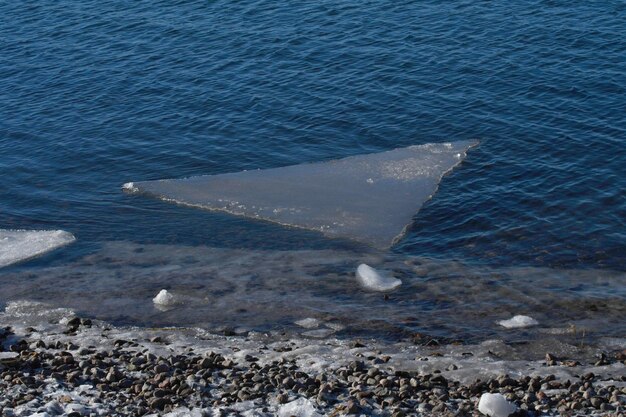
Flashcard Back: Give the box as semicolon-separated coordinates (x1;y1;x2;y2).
356;263;402;291
0;229;75;268
124;140;477;248
478;393;517;417
277;398;320;417
498;315;539;329
1;300;626;417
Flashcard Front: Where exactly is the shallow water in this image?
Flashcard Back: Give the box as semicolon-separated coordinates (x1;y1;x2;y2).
0;241;624;344
1;1;625;342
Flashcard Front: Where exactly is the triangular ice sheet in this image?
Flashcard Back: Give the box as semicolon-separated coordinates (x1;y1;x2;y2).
124;140;477;248
0;230;75;268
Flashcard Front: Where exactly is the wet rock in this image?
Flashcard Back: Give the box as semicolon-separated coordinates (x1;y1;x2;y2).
155;363;170;374
67;317;81;328
149;397;171;410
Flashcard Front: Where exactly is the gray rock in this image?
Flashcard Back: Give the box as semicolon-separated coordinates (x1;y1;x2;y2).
155;363;170;374
148;397;171;410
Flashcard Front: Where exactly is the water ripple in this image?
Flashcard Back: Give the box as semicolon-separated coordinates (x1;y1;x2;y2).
0;0;625;272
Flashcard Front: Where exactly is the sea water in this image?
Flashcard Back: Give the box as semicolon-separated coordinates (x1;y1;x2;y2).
1;1;625;343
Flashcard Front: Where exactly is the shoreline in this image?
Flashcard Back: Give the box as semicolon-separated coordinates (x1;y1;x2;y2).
1;306;625;416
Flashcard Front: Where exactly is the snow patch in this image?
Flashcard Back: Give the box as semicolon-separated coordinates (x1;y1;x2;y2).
356;263;401;292
478;393;517;417
497;315;539;329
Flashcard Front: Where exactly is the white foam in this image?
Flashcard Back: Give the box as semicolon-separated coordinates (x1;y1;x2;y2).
497;315;539;329
356;263;402;292
0;229;75;268
478;393;517;417
125;141;477;248
153;289;177;306
277;398;320;417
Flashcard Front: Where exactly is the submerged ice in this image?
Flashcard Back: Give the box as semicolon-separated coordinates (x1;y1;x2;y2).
355;263;402;292
124;141;477;247
0;229;75;268
498;315;539;329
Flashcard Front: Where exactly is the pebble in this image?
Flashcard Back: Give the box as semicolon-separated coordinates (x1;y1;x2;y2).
0;322;622;417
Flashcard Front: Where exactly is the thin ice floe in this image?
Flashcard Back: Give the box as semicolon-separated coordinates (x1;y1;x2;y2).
497;315;539;329
0;229;75;268
478;393;517;417
356;263;402;292
124;140;477;248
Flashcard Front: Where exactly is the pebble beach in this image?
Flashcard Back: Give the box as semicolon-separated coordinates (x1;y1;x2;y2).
1;306;625;417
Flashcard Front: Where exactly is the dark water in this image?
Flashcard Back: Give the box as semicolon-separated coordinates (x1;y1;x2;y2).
1;1;625;340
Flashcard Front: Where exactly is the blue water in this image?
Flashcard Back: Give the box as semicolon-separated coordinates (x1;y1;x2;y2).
1;1;625;339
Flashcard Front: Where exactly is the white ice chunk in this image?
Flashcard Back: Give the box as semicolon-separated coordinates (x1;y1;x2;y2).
122;182;138;192
277;398;321;417
153;289;177;306
497;315;539;329
125;141;477;248
295;318;321;329
0;229;75;268
356;263;402;292
478;393;517;417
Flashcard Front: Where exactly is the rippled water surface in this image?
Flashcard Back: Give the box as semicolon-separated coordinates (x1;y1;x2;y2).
1;1;625;340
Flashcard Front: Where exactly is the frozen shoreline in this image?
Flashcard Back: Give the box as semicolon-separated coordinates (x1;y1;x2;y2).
1;302;624;416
